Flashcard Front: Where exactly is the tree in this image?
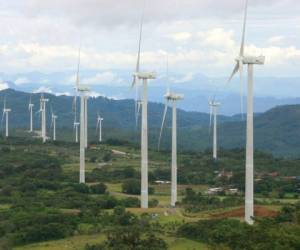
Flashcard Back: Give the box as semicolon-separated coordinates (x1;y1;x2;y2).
91;183;107;194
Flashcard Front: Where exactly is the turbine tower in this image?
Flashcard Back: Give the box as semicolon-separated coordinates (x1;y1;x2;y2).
2;97;11;138
209;100;220;160
28;96;34;132
96;114;104;142
132;0;156;209
158;90;183;207
40;94;49;143
51;109;57;141
75;45;90;183
228;0;265;225
73;94;80;143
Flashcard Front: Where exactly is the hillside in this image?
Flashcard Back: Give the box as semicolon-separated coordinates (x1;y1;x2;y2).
0;89;236;130
2;89;300;157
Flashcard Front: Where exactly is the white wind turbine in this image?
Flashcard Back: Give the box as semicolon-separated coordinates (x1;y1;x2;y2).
73;93;80;143
228;0;265;225
132;1;145;128
2;97;11;138
51;108;57;141
96;113;104;143
75;46;90;184
132;1;156;209
40;94;49;143
28;96;34;133
209;100;220;161
158;89;183;207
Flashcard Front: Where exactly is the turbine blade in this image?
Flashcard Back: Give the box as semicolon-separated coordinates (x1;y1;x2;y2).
3;96;6;110
158;102;169;150
136;100;142;127
76;44;81;89
132;0;145;88
239;60;244;119
240;0;249;56
1;111;5;129
228;62;240;83
209;104;213;134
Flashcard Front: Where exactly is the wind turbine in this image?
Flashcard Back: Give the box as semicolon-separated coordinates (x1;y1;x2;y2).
131;1;145;128
209;100;220;161
228;0;265;225
73;92;80;143
28;96;34;133
132;0;156;209
40;94;49;143
75;45;90;184
2;97;11;138
51;108;57;141
96;114;104;143
158;90;183;207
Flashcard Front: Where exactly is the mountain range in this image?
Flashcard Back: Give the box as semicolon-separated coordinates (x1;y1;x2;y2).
1;88;300;158
1;71;300;115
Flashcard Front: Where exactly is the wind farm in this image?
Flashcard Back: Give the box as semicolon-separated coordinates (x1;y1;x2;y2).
0;0;299;249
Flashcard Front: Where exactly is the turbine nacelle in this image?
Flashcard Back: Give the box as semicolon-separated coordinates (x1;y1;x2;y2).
209;101;221;107
236;55;265;65
3;108;11;113
136;72;156;80
77;84;90;92
164;92;184;101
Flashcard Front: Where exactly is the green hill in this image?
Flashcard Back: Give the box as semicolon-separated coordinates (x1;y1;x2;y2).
2;89;300;157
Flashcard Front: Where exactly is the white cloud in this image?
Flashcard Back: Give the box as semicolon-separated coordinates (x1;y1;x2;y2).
88;91;105;98
171;73;195;83
197;28;235;49
33;86;53;94
0;82;9;91
83;72;123;85
267;36;286;45
168;32;192;42
14;77;30;85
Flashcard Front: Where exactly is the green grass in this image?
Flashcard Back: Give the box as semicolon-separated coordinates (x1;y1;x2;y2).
13;234;106;250
165;237;208;250
14;234;208;250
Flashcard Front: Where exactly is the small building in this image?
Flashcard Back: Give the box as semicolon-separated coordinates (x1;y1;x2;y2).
155;180;171;185
207;187;223;195
228;188;239;195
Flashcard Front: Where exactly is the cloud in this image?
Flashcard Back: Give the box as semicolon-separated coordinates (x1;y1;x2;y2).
19;0;298;28
168;32;192;42
33;86;53;94
267;36;286;45
171;73;195;83
14;77;30;85
197;28;235;49
88;91;105;98
83;72;123;85
0;81;9;91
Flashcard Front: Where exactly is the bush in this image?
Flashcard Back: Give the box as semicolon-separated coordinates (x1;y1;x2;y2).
73;183;90;194
122;179;140;195
149;199;159;208
90;183;107;194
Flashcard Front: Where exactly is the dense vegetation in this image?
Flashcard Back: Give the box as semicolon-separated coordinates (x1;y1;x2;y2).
0;136;299;249
178;202;300;250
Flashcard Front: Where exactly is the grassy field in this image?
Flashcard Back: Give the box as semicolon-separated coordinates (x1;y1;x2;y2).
14;234;207;250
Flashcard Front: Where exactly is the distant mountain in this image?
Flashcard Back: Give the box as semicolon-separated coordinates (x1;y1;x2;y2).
174;104;300;158
1;71;300;115
0;88;237;130
2;88;300;158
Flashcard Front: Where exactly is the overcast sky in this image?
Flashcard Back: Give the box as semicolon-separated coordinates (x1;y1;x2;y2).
0;0;299;83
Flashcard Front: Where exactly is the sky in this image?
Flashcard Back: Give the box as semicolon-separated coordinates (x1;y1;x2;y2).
0;0;299;94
